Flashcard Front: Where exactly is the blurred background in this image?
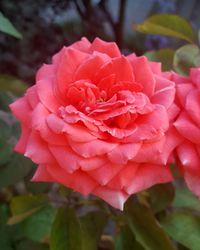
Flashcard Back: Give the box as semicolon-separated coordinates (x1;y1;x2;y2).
1;0;200;85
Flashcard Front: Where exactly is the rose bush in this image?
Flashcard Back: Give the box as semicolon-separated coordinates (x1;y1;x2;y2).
172;68;200;198
10;37;179;209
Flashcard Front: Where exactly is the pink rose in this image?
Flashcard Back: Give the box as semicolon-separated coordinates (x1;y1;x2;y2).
10;37;178;210
172;68;200;198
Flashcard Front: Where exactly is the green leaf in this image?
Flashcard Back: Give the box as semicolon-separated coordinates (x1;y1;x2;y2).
0;204;13;250
0;74;27;95
80;211;107;250
173;186;200;210
0;12;22;39
125;199;176;250
10;194;49;215
50;207;82;250
144;49;174;71
0;119;12;165
16;240;49;250
0;153;33;188
161;211;200;250
8;194;49;225
173;44;200;75
135;14;195;43
148;183;175;213
0;91;15;111
114;225;144;250
21;206;56;242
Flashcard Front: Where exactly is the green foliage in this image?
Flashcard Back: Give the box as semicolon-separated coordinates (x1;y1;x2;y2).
114;225;144;250
0;75;27;96
161;211;200;250
50;207;82;250
0;12;22;39
125;199;176;250
173;44;200;75
145;48;174;71
148;183;175;213
80;211;107;250
135;14;195;43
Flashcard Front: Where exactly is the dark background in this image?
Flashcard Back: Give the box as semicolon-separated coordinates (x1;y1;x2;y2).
0;0;200;84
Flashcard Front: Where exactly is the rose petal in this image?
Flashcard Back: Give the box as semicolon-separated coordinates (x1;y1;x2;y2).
107;143;141;164
68;139;118;158
176;141;200;173
9;97;31;125
174;111;200;144
49;145;80;173
36;79;62;112
130;56;155;97
90;37;121;58
47;164;98;195
14;125;30;154
24;131;56;164
185;89;200;125
93;186;129;210
125;163;173;194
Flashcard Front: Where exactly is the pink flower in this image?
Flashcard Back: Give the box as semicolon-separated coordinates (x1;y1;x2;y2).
10;37;178;209
172;68;200;198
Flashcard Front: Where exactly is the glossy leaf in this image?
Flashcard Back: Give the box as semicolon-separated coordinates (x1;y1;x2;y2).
173;44;200;75
148;183;175;213
80;211;107;250
8;194;49;225
135;14;195;43
161;211;200;250
21;206;56;242
0;12;22;39
173;186;200;210
50;207;82;250
114;225;144;250
125;199;176;250
144;49;174;71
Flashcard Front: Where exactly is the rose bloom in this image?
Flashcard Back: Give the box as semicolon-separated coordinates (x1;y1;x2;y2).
172;68;200;198
10;38;179;209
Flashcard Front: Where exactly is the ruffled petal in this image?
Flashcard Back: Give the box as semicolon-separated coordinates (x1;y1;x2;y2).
68;139;118;158
107;143;141;164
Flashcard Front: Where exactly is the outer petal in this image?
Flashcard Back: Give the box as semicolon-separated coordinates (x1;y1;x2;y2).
185;89;200;125
174;112;200;144
89;37;121;58
9;97;31;126
14;125;30;154
49;145;80;173
46;164;98;195
176;141;200;173
125;163;173;195
130;56;155;97
24;131;56;164
93;186;129;210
